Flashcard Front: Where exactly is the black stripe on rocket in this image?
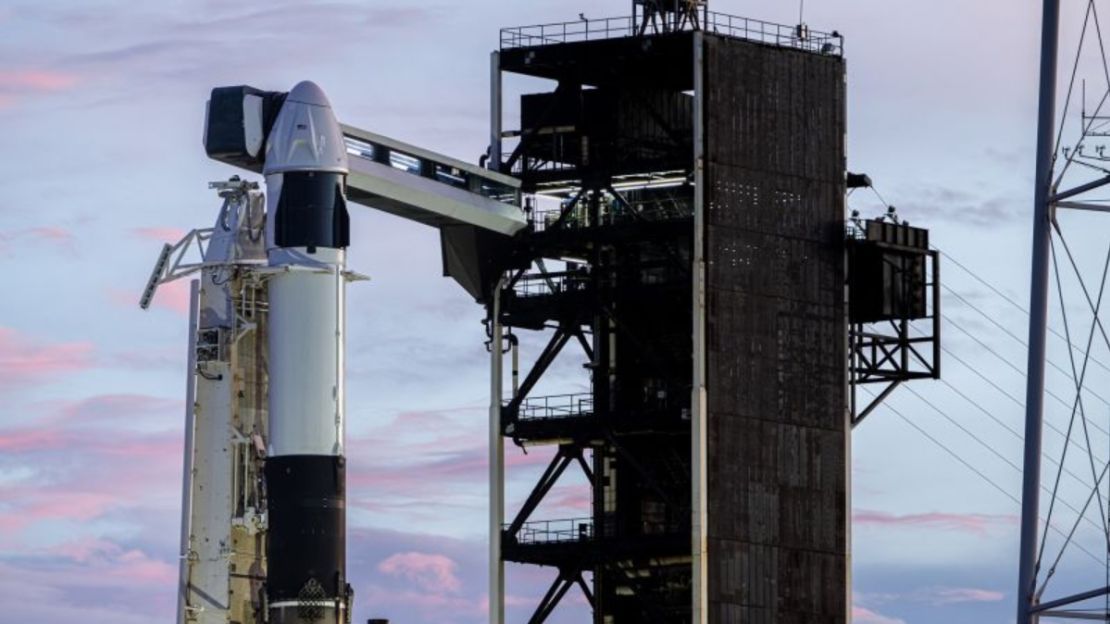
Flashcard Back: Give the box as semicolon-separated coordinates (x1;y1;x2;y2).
265;455;346;602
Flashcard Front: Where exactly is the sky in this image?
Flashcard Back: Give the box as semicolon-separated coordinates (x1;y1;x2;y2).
3;0;1110;623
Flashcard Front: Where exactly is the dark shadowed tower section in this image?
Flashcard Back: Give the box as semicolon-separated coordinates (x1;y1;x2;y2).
701;36;848;622
469;11;848;623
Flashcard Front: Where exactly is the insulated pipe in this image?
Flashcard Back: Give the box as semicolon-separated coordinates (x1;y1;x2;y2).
262;81;352;624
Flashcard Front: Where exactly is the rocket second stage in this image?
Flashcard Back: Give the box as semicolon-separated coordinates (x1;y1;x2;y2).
262;81;351;624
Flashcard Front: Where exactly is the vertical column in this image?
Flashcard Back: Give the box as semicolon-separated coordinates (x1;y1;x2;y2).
490;51;503;173
176;280;201;624
690;30;709;624
490;278;507;624
1017;1;1061;622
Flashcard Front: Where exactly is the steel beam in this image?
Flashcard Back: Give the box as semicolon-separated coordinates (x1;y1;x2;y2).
1032;586;1110;614
690;29;709;624
1037;610;1110;620
1050;174;1110;203
176;280;201;624
507;449;575;537
1018;1;1061;623
490;277;507;624
505;329;573;418
1055;200;1110;213
528;572;575;624
490;51;502;172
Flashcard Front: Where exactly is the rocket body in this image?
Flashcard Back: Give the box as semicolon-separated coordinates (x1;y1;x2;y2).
262;81;351;624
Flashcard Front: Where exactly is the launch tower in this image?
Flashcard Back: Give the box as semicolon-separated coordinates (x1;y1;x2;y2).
453;8;868;623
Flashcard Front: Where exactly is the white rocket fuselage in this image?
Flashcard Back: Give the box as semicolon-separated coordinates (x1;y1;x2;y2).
262;81;351;624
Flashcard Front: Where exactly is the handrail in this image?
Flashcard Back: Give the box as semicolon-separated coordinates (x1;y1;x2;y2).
506;517;594;544
504;392;595;421
509;271;590;298
501;11;843;56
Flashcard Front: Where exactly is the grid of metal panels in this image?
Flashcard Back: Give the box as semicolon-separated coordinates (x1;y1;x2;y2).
702;35;848;623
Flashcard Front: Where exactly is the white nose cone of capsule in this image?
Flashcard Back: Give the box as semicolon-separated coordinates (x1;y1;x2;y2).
264;81;348;176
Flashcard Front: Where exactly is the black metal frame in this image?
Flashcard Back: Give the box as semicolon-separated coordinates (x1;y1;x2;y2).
849;248;941;427
527;568;595;624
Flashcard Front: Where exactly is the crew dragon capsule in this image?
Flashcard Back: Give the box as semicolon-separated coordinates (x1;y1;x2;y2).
206;80;353;624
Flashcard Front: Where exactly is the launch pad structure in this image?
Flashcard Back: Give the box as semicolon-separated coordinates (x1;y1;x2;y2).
144;2;943;623
468;7;939;623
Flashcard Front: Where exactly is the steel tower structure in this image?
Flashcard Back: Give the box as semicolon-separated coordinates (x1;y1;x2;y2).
460;5;935;622
1016;0;1110;621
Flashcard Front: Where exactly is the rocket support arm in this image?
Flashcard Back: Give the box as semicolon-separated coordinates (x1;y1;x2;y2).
203;85;526;237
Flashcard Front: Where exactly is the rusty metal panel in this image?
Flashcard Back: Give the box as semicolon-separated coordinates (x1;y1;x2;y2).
702;33;847;624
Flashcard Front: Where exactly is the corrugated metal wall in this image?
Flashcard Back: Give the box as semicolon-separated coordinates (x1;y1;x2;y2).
702;35;848;624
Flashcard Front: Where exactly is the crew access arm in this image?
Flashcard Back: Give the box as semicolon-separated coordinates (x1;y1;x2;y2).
204;85;527;301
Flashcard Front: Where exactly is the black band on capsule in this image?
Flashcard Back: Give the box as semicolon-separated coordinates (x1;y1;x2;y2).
274;172;351;250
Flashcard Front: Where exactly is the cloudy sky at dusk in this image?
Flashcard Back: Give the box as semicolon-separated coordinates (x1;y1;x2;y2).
6;0;1110;623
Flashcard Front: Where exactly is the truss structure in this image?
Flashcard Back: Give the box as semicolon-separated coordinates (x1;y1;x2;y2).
1018;1;1110;621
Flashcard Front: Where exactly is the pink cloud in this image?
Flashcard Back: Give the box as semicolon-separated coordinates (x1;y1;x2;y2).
109;549;176;586
131;227;186;242
56;393;181;427
25;226;72;241
0;226;76;254
0;427;64;452
0;327;94;386
0;447;180;537
0;394;184;538
348;444;551;493
853;509;1017;536
927;587;1005;605
154;279;192;314
379;552;462;594
853;606;907;624
544;485;592;513
51;537;120;563
0;393;181;454
0;70;77;92
0;491;119;533
0;70;78;112
42;538;176;586
110;277;191;315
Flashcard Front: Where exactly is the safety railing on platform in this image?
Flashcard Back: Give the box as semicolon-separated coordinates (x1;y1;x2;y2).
501;12;843;56
508;518;594;544
510;271;591;298
531;196;692;233
510;393;595;421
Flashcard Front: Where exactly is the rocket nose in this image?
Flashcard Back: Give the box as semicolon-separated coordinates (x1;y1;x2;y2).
286;81;332;108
